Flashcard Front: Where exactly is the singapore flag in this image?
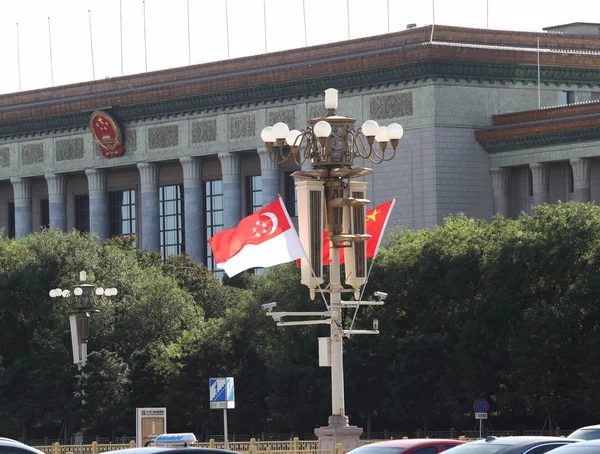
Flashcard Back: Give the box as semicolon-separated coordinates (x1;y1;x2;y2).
209;197;306;277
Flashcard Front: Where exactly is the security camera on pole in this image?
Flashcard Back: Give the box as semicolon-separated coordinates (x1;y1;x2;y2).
260;88;402;450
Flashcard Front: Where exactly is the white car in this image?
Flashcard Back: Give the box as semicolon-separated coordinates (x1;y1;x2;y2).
568;425;600;441
0;438;46;454
543;440;600;454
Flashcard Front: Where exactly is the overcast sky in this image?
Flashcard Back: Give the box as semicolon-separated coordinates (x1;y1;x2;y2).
0;0;598;95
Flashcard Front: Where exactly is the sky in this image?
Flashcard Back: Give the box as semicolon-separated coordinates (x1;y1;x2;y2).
0;0;598;96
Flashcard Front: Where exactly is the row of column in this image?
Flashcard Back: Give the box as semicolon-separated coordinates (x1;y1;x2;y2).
491;158;592;217
9;148;280;261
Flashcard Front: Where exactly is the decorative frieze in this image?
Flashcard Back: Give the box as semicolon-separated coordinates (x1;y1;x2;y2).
229;115;255;139
125;129;137;152
148;125;178;149
370;93;413;120
309;105;327;120
56;138;84;161
0;147;9;167
191;120;217;143
22;143;44;165
268;109;295;130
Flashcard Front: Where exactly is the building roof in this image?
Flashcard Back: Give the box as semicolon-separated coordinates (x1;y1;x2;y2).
3;24;600;137
543;22;600;31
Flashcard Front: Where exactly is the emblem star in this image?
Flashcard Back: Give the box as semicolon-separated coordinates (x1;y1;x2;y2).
255;232;261;238
262;221;267;228
255;220;260;226
367;208;380;222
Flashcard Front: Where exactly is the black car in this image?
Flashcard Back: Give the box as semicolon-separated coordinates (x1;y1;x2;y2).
441;436;576;454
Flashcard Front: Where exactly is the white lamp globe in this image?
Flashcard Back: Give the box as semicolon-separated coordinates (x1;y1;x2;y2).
74;287;83;296
49;289;56;298
313;121;332;138
62;290;70;298
361;120;379;137
110;288;118;296
261;126;275;143
96;288;105;296
286;130;301;146
387;123;404;140
375;126;389;143
272;122;290;140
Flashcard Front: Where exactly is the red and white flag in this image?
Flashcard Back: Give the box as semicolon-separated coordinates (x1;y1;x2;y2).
209;198;306;277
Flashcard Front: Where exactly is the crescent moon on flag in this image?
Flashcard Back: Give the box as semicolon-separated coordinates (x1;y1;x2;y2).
261;212;278;235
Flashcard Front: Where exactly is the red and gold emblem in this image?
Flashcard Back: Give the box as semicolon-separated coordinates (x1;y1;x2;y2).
90;110;124;158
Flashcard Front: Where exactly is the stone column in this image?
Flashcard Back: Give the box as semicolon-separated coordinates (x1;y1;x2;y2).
10;177;32;239
257;147;279;206
137;162;160;252
85;168;109;240
530;162;550;206
570;158;592;203
218;152;241;229
45;173;67;231
490;167;510;218
180;157;204;263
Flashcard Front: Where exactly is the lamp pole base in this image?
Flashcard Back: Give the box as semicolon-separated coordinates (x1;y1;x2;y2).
315;416;363;451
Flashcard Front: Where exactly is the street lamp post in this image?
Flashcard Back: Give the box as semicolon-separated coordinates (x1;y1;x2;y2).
49;271;118;369
260;88;402;449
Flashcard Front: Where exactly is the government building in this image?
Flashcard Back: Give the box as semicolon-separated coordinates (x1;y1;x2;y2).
1;23;600;273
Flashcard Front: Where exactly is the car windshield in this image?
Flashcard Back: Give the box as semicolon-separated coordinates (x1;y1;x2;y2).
568;429;600;441
440;443;512;454
352;447;405;454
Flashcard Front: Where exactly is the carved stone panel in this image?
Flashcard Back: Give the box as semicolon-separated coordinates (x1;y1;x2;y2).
370;93;413;120
0;147;9;168
22;143;44;165
148;125;179;149
229;114;255;139
56;137;84;161
268;109;295;129
191;120;217;143
124;129;137;152
309;105;327;120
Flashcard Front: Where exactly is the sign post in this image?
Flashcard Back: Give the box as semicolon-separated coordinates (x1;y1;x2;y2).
209;377;235;450
473;399;489;439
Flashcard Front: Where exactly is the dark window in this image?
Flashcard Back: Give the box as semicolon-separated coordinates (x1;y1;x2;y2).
7;202;15;238
412;448;438;454
560;90;575;105
246;175;262;214
40;198;50;229
205;180;224;278
109;189;137;241
528;168;534;197
74;194;90;233
284;170;297;217
526;444;572;454
159;184;184;261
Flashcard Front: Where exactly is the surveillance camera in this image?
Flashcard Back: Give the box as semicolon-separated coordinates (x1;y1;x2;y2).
374;291;388;301
373;318;379;330
261;302;277;312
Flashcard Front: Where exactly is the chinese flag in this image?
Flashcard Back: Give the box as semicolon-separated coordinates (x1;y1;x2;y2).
323;199;396;265
209;198;306;277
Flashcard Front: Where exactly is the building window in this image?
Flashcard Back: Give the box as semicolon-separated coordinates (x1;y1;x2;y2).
159;184;184;261
109;189;136;240
246;175;262;214
284;170;297;217
40;198;49;229
568;165;574;194
74;194;90;233
205;180;224;277
559;90;575;105
7;202;15;238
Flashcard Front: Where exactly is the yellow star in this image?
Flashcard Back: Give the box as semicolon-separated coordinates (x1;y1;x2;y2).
367;208;380;222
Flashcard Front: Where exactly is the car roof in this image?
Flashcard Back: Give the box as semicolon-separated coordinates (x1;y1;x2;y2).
543;440;600;452
103;448;241;454
466;436;576;448
357;439;465;448
572;425;600;430
0;439;46;454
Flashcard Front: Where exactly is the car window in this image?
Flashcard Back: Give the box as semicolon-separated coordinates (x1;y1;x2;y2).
525;444;571;454
411;447;437;454
438;443;512;454
443;445;461;452
352;447;405;454
0;447;37;454
568;429;600;441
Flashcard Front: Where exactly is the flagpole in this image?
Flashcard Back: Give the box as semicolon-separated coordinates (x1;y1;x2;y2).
263;0;267;53
187;0;191;65
225;0;230;58
302;0;307;46
16;23;22;91
347;0;350;39
120;0;124;75
143;0;148;72
88;10;96;80
48;17;54;87
387;0;390;33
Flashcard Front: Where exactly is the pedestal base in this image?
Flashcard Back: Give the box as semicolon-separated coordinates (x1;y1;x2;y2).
315;415;363;451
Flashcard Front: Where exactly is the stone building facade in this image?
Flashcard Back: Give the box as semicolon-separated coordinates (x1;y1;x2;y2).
1;24;600;273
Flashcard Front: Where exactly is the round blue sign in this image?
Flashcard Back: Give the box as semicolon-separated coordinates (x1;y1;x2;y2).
473;398;489;413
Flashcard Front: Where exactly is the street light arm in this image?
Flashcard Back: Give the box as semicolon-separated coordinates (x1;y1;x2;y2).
277;319;332;327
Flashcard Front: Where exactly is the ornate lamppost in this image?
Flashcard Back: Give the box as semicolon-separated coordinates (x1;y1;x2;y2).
49;271;118;369
260;88;403;449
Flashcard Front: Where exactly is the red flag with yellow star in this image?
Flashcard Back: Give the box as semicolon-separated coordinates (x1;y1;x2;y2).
323;198;396;265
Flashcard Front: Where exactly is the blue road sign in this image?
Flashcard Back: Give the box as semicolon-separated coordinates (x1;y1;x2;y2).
209;377;235;409
473;398;489;413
